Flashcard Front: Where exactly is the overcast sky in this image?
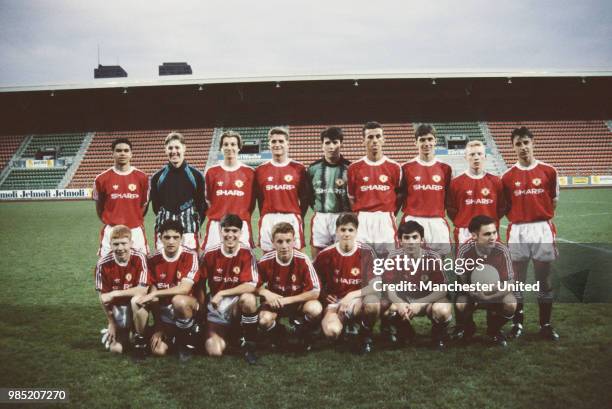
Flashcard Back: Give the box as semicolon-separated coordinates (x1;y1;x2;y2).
0;0;611;87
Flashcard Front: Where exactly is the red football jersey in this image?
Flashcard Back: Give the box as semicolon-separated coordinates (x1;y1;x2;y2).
502;161;558;223
385;248;447;298
347;156;402;212
95;250;148;305
255;159;308;216
200;244;258;296
447;172;505;228
400;158;452;217
314;242;376;299
147;247;200;305
257;250;320;297
457;241;513;282
93;167;149;228
204;163;255;222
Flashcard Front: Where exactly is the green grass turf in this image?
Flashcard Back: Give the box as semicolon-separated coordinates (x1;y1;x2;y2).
0;188;611;408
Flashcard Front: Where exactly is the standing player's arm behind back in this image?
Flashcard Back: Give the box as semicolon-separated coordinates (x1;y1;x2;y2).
149;173;161;215
446;181;458;221
93;179;105;223
395;171;407;215
195;170;207;227
299;166;311;219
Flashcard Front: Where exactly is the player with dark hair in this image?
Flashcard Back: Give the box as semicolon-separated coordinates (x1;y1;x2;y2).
399;124;452;256
202;131;255;251
447;140;505;244
502;126;559;341
94;137;149;256
347;121;402;256
257;222;322;352
314;213;380;354
200;214;259;364
133;219;201;360
255;127;310;252
454;215;517;347
383;220;452;350
95;225;149;355
307;127;351;258
150;132;206;251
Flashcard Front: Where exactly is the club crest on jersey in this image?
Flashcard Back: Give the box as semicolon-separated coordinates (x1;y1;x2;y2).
113;184;119;190
467;190;473;196
432;175;441;183
233;266;241;275
515;181;521;187
160;272;166;280
284;175;293;182
235;180;244;188
532;178;542;186
177;271;182;280
128;184;137;191
421;274;429;283
350;267;360;277
414;176;421;182
379;175;388;183
217;181;224;186
362;176;369;182
335;179;345;187
267;176;273;182
125;273;132;281
291;274;297;282
481;188;490;196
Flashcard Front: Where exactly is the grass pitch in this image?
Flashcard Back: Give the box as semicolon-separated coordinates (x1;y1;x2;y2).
0;188;611;408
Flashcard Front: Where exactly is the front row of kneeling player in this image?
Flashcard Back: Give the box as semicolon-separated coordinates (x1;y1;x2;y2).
96;213;520;363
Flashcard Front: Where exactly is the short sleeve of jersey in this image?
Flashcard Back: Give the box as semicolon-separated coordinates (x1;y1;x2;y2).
179;251;200;284
240;249;259;286
95;260;109;293
302;255;321;292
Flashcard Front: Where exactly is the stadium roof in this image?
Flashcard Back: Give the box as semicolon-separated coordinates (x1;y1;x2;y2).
1;70;611;93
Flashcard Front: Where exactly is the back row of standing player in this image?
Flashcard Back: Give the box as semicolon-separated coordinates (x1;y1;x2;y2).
94;122;559;342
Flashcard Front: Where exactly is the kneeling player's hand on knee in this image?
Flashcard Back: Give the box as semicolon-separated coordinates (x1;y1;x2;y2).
106;323;117;344
326;295;338;304
211;293;223;309
100;292;115;305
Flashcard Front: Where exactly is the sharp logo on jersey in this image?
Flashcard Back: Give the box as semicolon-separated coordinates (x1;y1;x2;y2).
291;274;297;282
284;174;293;182
360;185;391;192
466;198;494;205
467;190;473;196
413;184;443;191
157;283;170;289
415;176;421;181
125;273;132;281
267;176;273;182
235;180;244;188
217;181;224;186
113;184;119;190
110;193;140;199
532;178;542;186
339;277;361;285
266;184;295;191
233;266;241;275
128;184;137;191
362;176;369;182
432;175;441;183
481;188;490;196
514;188;545;196
379;175;388;183
351;267;360;277
335;179;345;187
216;189;245;196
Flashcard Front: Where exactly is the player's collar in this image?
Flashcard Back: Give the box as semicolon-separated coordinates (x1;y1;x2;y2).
162;246;183;262
275;251;294;266
221;245;239;258
515;160;539;171
363;155;387;166
464;170;486;179
474;243;493;257
270;158;291;167
112;166;134;176
220;161;242;172
336;242;358;256
113;254;130;267
415;157;437;167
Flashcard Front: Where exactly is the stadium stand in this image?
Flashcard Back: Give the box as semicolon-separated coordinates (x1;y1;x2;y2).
431;122;486;145
1;168;67;190
68;128;213;188
0;135;26;171
22;133;87;158
488;120;612;176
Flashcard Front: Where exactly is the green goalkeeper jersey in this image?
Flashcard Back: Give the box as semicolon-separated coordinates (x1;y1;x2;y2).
307;157;351;213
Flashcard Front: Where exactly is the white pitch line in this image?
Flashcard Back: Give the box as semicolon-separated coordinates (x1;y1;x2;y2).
499;223;612;255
